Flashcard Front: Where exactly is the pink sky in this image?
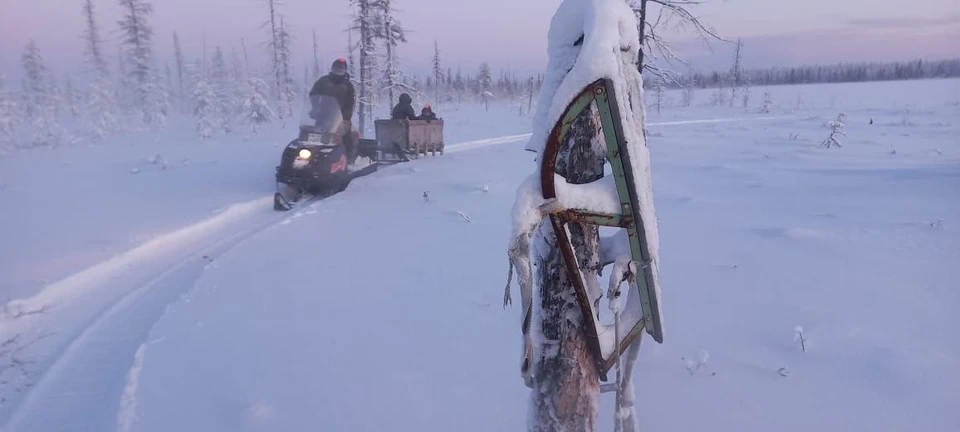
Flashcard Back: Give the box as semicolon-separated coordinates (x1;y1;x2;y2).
0;0;957;79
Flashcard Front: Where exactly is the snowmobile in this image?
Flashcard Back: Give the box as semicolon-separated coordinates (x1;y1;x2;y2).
274;95;379;211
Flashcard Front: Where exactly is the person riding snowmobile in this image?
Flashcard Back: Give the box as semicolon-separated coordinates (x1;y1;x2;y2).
391;93;418;120
309;58;357;161
310;58;355;122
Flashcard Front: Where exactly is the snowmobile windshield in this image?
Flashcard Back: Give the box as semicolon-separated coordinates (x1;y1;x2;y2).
301;94;343;134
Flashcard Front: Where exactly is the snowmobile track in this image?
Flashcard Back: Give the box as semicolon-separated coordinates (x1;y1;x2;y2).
0;121;793;431
2;195;324;432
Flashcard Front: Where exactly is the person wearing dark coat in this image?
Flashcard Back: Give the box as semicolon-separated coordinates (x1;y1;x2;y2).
309;58;357;162
309;58;355;123
419;104;437;121
391;93;418;120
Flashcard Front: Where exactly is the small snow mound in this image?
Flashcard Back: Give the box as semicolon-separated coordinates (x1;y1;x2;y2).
244;399;276;424
753;227;830;240
697;349;710;365
784;228;829;239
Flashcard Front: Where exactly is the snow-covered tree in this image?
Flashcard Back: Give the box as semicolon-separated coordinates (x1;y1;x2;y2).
241;38;252;79
193;77;216;139
431;40;443;103
629;0;724;80
822;113;846;148
711;84;727;107
741;81;751;111
173;32;186;111
118;0;163;126
653;77;664;113
261;0;283;98
116;44;135;110
379;0;409;106
81;0;117;139
476;62;492;96
761;89;772;113
64;76;83;120
230;47;244;81
275;17;297;119
681;85;694;107
165;64;176;105
454;66;464;105
481;90;494;111
210;47;234;132
347;30;357;79
730;38;743;108
242;77;275;134
143;67;169;128
0;75;19;149
351;0;381;132
83;0;109;77
525;75;537;115
20;40;62;147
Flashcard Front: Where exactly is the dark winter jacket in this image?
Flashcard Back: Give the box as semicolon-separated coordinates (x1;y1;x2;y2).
310;74;355;121
391;93;418;120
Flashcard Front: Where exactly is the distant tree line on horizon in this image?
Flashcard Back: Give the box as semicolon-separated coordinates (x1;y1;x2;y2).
661;58;960;90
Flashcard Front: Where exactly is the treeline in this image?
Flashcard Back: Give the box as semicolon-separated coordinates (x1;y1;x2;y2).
671;58;960;89
407;61;544;113
0;0;542;151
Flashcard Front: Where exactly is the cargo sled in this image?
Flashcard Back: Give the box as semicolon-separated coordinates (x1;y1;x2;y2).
374;118;444;162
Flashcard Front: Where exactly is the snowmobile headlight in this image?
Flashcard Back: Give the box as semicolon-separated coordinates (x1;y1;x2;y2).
298;149;312;160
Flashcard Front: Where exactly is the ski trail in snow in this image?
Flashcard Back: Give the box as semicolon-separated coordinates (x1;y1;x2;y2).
445;133;534;153
441;116;796;154
0;197;313;431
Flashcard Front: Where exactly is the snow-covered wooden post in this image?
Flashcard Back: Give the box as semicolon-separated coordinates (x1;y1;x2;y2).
506;1;662;431
529;104;605;431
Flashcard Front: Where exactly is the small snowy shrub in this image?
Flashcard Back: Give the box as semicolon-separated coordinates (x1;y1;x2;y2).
901;107;913;126
682;349;711;375
761;90;772;113
682;86;695;107
821;113;846;148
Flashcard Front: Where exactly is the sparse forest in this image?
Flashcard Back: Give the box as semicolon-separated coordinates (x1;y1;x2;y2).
1;0;954;149
0;0;546;148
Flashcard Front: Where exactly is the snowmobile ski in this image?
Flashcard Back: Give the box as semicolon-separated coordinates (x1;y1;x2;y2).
540;78;663;380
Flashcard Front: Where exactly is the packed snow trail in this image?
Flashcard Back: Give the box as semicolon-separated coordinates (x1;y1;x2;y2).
0;133;530;431
0;117;836;431
1;196;287;431
0;116;802;431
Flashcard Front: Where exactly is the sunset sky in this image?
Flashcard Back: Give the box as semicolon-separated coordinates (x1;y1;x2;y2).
1;0;957;80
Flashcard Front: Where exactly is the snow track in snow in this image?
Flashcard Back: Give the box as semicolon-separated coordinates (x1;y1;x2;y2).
0;132;532;431
439;116;797;155
2;196;301;431
0;116;796;431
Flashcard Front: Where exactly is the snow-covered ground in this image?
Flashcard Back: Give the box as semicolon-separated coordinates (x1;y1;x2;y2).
1;78;958;431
